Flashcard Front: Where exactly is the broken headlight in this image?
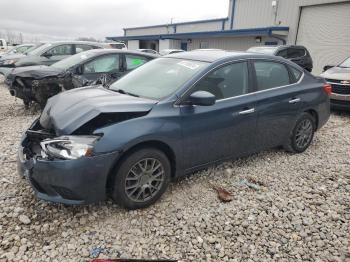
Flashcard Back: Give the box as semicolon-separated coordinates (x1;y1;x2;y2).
40;136;100;160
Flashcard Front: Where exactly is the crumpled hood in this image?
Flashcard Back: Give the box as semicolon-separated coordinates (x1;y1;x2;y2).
40;86;157;135
8;65;64;80
320;67;350;81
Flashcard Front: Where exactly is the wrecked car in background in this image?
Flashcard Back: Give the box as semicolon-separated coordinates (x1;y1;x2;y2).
6;49;157;108
0;41;103;69
0;43;35;59
18;50;330;210
0;43;45;76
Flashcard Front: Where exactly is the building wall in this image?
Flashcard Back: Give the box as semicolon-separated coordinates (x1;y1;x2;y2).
233;0;350;43
125;26;173;36
187;36;279;51
127;40;139;50
125;20;226;37
176;21;224;33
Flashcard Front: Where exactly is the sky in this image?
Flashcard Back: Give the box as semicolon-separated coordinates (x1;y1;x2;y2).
0;0;229;42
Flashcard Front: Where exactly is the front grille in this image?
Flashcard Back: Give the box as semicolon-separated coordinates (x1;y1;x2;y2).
330;84;350;95
326;78;344;84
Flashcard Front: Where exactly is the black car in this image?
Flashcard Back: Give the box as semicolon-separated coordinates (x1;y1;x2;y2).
247;45;313;72
6;49;157;108
18;50;330;209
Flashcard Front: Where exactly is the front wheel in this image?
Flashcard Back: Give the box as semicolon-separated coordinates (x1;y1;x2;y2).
111;148;171;210
284;112;316;153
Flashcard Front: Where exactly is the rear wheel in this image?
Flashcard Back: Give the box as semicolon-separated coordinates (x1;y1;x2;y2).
284;112;315;153
111;148;171;210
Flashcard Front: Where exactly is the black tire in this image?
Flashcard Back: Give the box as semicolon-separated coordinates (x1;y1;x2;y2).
111;148;171;210
284;112;316;153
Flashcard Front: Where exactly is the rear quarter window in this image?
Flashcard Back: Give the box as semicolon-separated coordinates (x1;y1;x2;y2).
289;66;303;83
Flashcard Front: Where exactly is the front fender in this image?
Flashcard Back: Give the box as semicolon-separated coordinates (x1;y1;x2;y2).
93;115;183;172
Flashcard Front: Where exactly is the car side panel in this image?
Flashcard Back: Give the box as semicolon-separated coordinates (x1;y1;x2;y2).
92;103;185;175
254;85;303;149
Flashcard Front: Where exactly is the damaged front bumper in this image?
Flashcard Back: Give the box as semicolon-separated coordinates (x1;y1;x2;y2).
18;120;119;205
0;67;12;77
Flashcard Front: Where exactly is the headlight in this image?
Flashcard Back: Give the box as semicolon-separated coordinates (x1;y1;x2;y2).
3;59;18;65
40;135;100;160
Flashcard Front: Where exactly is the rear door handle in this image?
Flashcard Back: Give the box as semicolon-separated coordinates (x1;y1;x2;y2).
289;98;301;104
238;108;255;115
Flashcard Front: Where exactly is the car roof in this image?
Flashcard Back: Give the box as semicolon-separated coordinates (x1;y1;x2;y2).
166;49;267;63
43;41;104;47
162;49;184;51
78;48;158;58
249;45;307;50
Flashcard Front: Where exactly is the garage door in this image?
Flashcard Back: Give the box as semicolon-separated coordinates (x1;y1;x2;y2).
296;2;350;75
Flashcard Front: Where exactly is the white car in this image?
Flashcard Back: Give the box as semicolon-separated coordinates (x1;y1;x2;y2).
0;39;8;52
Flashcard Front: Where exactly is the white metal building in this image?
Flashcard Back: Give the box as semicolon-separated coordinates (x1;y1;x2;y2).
107;0;350;74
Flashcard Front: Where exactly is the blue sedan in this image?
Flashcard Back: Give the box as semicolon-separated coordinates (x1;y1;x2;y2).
18;50;330;209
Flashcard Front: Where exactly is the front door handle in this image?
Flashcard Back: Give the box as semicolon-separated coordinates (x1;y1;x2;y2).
289;98;301;104
238;108;255;115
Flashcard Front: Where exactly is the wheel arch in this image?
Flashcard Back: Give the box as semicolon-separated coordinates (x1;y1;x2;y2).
105;140;177;192
304;109;319;130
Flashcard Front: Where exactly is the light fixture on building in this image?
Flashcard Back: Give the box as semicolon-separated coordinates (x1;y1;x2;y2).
255;36;262;43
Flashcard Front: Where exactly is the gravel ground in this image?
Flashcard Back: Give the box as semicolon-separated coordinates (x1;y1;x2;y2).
0;75;349;262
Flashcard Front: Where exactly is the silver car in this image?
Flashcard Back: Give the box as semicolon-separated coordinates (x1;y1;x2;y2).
320;56;350;110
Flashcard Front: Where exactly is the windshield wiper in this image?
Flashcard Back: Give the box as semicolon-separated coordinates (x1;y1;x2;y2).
114;89;140;97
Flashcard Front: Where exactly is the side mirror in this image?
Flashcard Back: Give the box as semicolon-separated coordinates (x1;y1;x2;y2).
75;66;83;75
43;52;53;58
323;65;334;72
187;91;216;106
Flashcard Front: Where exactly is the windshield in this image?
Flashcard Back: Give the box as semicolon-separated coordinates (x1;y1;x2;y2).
247;47;278;55
25;43;45;55
28;43;53;56
110;58;208;100
339;57;350;68
51;51;95;70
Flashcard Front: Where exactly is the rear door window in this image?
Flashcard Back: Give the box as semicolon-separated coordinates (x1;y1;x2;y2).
254;61;291;91
45;44;73;56
83;55;120;73
125;55;150;70
287;48;306;58
276;49;288;58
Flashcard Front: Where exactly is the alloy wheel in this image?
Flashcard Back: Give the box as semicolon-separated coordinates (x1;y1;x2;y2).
124;158;165;203
295;119;313;149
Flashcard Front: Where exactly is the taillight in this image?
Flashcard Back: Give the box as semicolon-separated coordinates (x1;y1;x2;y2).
323;83;332;95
